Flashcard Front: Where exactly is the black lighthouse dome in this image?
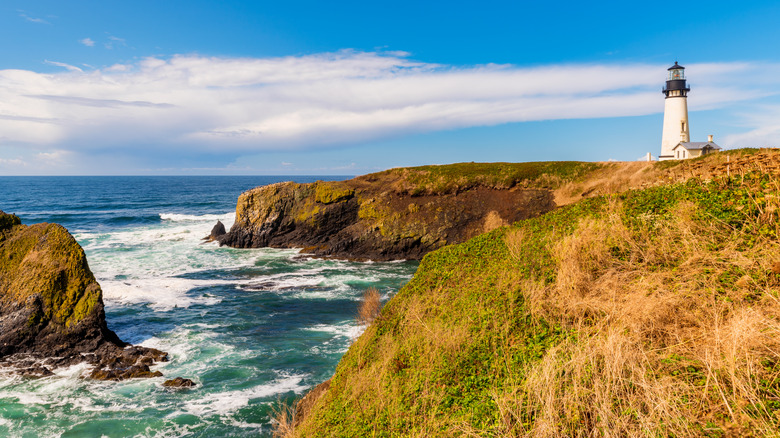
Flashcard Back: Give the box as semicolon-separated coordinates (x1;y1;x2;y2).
663;62;690;97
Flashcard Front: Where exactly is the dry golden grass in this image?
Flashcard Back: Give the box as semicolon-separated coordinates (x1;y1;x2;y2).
483;210;509;233
271;398;297;438
555;149;780;208
503;196;780;437
357;287;382;326
554;161;657;206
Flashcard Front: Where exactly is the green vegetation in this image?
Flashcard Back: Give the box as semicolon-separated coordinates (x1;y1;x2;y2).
289;166;780;436
381;161;602;195
314;182;354;205
0;218;102;330
0;212;21;231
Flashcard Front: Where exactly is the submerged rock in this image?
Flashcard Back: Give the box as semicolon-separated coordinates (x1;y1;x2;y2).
19;364;54;378
0;211;168;379
163;376;196;388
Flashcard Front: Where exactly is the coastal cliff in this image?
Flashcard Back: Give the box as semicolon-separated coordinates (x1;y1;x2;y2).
283;150;780;436
219;162;601;260
0;211;167;378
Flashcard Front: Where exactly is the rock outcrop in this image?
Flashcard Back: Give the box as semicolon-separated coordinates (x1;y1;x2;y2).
218;162;599;260
203;220;226;242
163;376;197;388
0;211;167;378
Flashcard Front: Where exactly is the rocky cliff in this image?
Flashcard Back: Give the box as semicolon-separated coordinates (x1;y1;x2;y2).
219;162;601;260
0;211;167;378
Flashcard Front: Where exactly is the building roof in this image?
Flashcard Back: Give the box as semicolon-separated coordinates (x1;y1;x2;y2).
673;142;722;151
668;62;684;70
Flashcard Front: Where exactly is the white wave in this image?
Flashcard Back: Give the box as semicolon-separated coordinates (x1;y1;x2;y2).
160;212;235;223
101;278;224;311
241;274;329;292
138;324;244;368
76;211;234;250
224;418;265;430
305;323;363;340
138;423;199;438
74;216;299;313
181;373;308;417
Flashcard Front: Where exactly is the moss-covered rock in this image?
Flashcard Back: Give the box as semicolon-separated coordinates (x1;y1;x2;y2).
219;162;598;260
0;213;167;378
0;211;21;231
314;181;354;204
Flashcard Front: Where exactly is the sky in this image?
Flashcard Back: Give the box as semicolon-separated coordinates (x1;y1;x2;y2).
2;1;780;175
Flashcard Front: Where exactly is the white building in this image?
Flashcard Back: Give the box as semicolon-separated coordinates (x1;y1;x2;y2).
659;62;720;160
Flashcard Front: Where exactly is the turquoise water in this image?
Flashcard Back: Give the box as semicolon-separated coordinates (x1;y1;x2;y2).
0;177;418;437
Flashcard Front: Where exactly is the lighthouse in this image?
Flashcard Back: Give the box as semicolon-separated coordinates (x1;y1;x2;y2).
659;62;691;160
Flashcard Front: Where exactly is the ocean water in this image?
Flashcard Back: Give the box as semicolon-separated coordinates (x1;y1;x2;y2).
0;176;418;437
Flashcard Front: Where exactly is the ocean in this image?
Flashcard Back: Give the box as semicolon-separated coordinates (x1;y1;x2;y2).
0;176;418;437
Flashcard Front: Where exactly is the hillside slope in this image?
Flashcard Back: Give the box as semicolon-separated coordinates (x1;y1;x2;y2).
286;149;780;437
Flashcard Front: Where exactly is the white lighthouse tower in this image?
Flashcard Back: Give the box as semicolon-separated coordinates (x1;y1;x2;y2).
659;62;690;160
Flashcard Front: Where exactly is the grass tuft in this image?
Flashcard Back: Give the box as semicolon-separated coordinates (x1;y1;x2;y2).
357;287;382;326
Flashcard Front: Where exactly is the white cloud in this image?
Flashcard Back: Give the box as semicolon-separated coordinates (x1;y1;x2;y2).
1;51;778;156
723;105;780;148
43;60;84;72
104;35;127;50
18;12;49;24
80;38;95;47
0;158;27;167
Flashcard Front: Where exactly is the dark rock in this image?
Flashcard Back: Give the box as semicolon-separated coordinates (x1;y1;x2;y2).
0;211;21;231
163;376;196;388
204;220;226;241
19;364;54;378
90;364;163;381
0;215;168;379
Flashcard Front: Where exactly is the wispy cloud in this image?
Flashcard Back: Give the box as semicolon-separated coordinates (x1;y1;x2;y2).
104;35;127;50
18;11;49;24
43;60;84;72
0;158;27;167
724;105;780;147
29;95;175;109
80;38;95;47
1;51;779;155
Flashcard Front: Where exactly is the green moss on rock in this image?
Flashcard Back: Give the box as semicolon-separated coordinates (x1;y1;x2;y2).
314;182;354;204
0;211;21;231
0;220;103;332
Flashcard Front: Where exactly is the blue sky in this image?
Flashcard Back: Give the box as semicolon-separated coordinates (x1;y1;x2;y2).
2;0;780;175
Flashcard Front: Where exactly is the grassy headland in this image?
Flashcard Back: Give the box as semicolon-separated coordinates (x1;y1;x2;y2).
284;149;780;437
222;161;605;261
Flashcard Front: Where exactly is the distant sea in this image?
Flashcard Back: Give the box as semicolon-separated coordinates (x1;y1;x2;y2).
0;176;418;437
